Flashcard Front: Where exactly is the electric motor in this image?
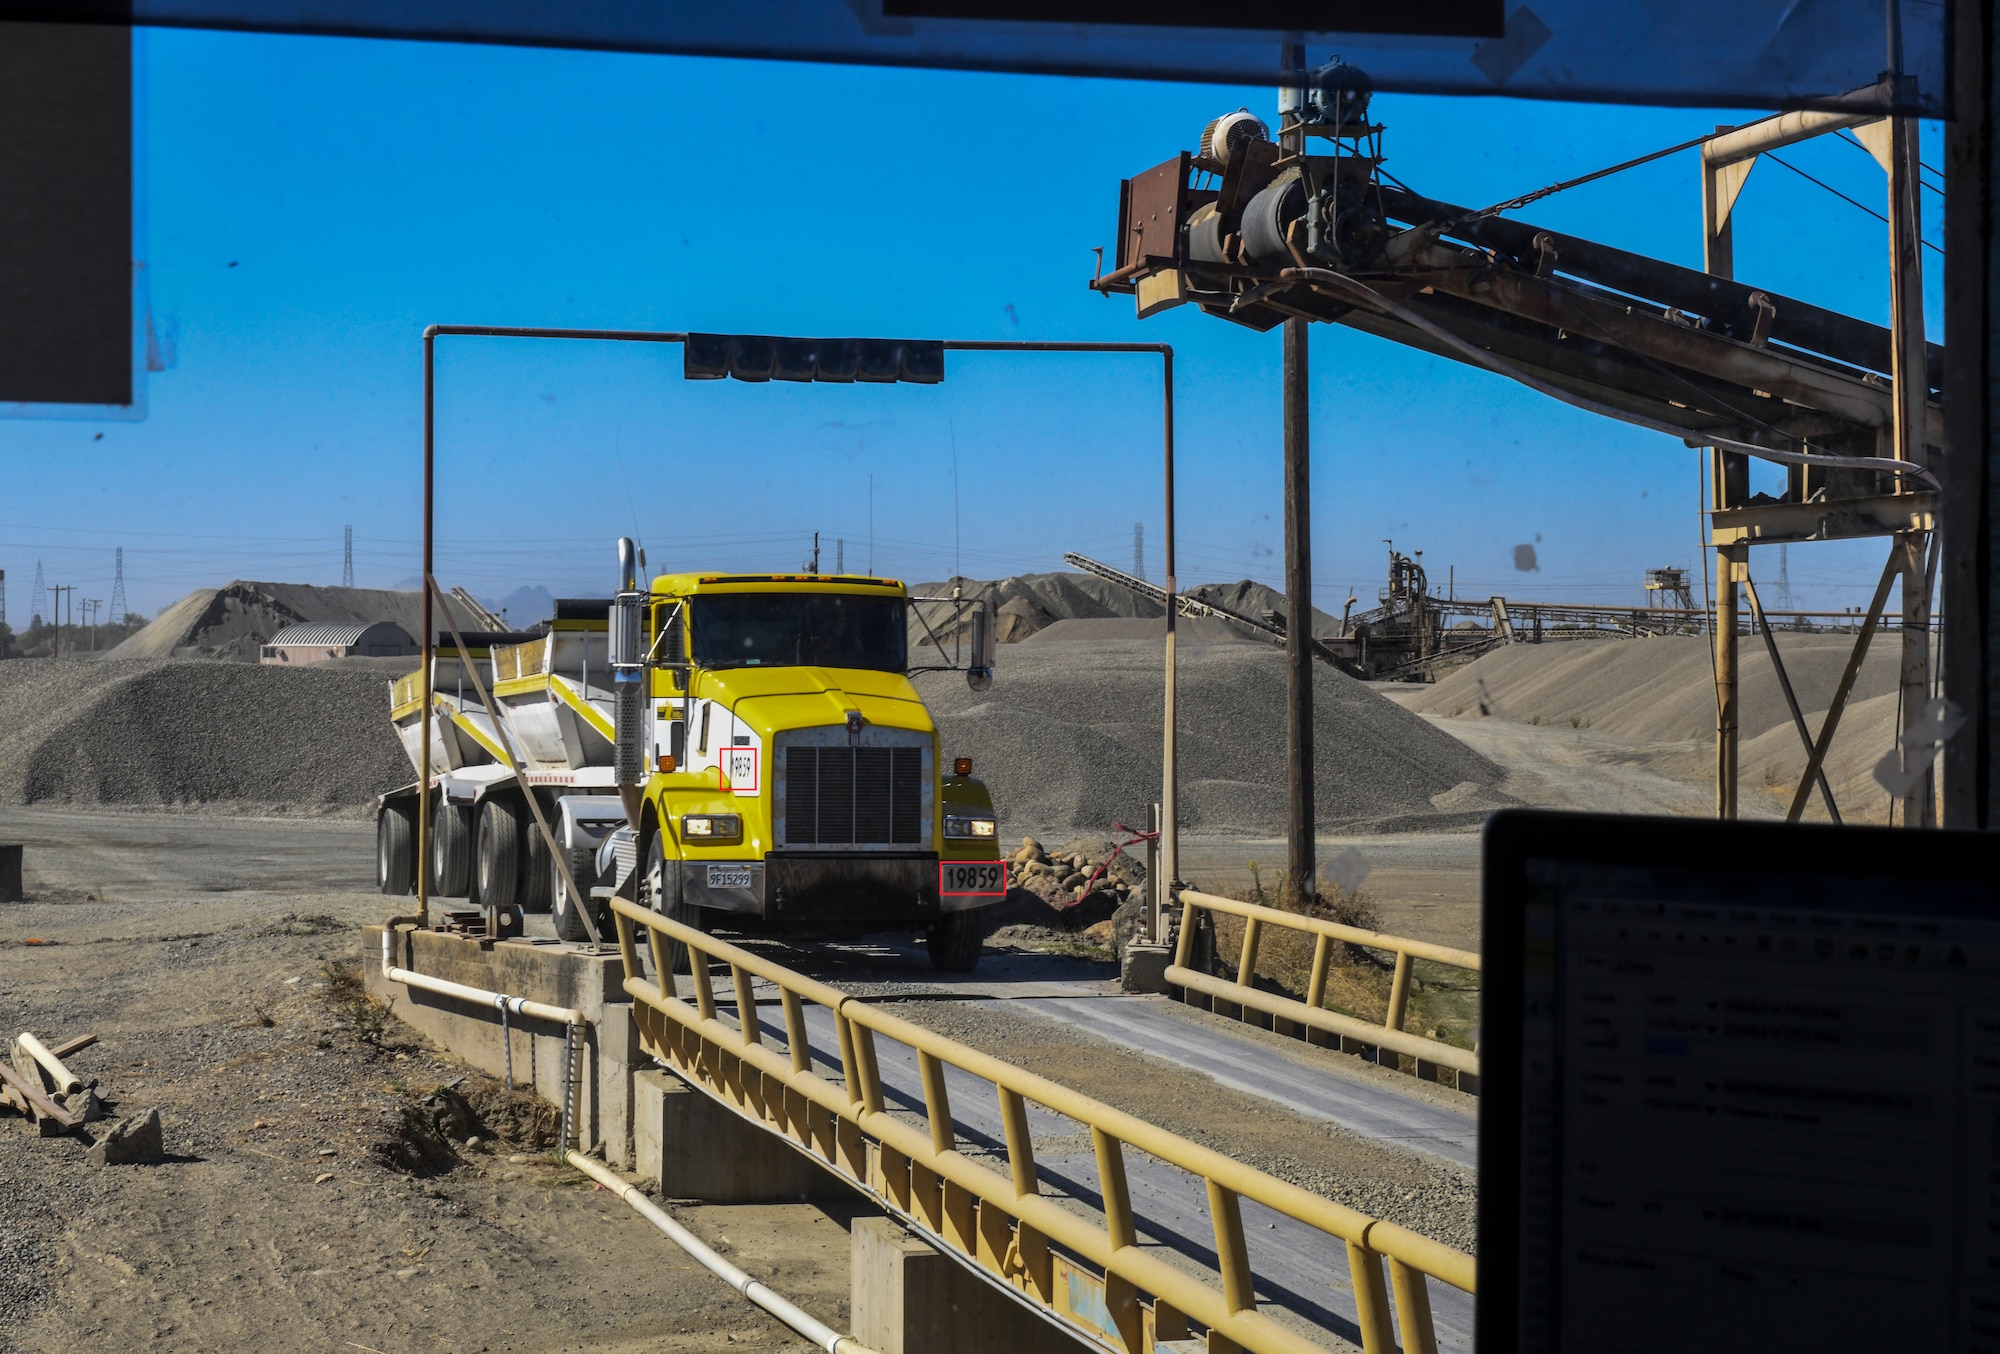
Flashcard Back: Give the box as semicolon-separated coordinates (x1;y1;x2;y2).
1198;109;1268;170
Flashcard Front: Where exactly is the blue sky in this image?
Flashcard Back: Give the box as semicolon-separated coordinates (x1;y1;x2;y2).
0;28;1946;622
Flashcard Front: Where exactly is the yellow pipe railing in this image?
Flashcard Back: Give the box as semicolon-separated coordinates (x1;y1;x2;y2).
608;894;1473;1354
1170;889;1481;1086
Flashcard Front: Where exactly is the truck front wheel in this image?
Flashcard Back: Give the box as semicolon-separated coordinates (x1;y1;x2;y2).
642;832;702;975
927;909;984;973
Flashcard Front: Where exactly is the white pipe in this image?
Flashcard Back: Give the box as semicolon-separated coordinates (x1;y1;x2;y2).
563;1148;882;1354
15;1032;82;1095
1704;108;1877;168
387;966;586;1029
380;925;588;1027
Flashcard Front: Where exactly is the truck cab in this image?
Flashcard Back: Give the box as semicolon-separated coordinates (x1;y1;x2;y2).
621;571;1001;969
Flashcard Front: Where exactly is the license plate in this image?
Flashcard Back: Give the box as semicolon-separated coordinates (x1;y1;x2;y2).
706;865;753;890
940;861;1008;896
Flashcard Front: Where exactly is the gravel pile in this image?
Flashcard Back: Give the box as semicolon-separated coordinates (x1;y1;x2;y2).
914;639;1504;838
1398;634;1908;820
107;580;430;661
1400;633;1900;745
0;658;409;814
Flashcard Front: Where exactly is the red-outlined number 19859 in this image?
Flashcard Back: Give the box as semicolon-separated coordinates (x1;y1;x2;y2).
940;861;1009;896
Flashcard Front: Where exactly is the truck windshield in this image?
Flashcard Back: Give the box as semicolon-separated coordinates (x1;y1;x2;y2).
692;594;907;673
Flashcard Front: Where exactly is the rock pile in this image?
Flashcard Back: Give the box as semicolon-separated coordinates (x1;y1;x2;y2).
1005;835;1144;917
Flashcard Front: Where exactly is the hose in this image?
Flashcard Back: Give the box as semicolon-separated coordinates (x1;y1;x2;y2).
1277;265;1942;491
562;1148;882;1354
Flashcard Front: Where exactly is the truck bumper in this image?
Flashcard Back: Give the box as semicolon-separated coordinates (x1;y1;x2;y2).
767;852;953;923
676;850;1001;926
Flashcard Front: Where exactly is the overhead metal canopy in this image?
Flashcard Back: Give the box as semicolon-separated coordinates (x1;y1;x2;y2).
0;0;1948;115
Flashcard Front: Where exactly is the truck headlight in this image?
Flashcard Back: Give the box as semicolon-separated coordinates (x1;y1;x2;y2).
944;815;997;839
682;814;742;841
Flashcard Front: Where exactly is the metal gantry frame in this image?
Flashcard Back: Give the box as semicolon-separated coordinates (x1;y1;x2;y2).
1699;81;1938;826
414;327;1178;931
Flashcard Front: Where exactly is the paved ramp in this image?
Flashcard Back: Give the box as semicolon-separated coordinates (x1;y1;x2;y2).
1004;996;1479;1170
748;1002;1476;1352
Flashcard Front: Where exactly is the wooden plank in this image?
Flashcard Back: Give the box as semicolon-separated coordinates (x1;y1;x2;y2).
48;1032;99;1060
0;1058;77;1128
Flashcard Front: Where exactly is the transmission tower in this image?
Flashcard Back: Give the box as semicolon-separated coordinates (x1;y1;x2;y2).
343;526;354;588
30;560;46;628
1770;543;1795;613
1133;522;1145;581
109;546;126;621
836;538;845;574
1;568;7;629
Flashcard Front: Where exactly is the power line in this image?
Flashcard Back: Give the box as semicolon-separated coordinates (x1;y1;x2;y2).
1833;128;1945;191
1763;150;1944;255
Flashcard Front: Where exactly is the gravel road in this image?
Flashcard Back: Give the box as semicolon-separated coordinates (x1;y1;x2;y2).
0;807;844;1354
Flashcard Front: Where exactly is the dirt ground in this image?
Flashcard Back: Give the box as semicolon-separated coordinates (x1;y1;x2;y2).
1;805;1483;1354
0;807;854;1354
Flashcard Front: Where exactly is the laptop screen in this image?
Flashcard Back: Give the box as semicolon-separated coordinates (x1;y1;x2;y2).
1480;810;2000;1353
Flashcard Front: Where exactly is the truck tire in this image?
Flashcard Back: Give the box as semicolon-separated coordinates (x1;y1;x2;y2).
927;909;984;973
476;798;524;909
521;796;553;913
642;831;702;974
431;799;473;899
552;848;598;942
376;802;416;896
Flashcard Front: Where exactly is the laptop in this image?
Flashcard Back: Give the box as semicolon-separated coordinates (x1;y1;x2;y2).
1480;809;2000;1353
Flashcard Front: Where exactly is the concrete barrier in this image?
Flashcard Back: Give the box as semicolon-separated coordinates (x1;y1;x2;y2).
363;926;642;1167
850;1218;1092;1354
633;1069;854;1203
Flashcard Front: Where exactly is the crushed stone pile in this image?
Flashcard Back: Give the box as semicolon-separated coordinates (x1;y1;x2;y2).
913;638;1506;838
108;581;434;662
910;571;1340;646
0;658;409;814
1398;634;1907;821
1399;634;1899;744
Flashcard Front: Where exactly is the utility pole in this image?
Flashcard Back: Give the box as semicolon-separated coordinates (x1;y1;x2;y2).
48;584;73;658
1702;124;1746;819
1885;33;1935;827
1280;41;1317;905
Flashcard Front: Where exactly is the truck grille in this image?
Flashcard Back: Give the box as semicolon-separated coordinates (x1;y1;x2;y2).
785;746;923;845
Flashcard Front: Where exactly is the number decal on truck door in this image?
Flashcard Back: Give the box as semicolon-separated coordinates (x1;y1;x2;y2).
720;745;759;795
940;862;1009;896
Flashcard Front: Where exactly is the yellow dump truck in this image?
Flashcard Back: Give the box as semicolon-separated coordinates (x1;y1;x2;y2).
375;540;1003;969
